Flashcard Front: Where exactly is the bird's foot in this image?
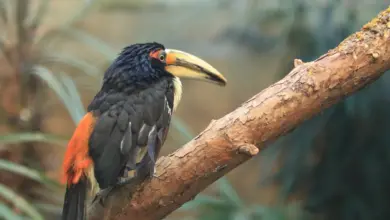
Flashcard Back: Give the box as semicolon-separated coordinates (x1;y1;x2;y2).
92;187;114;207
117;176;137;186
151;168;162;180
152;173;162;180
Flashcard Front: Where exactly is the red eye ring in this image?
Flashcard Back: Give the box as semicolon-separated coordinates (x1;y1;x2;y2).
150;49;166;63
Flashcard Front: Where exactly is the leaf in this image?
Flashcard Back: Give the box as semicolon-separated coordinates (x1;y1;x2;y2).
36;27;116;62
0;159;61;189
31;65;85;124
0;0;10;23
171;118;194;141
34;203;62;215
58;72;87;119
39;52;101;76
0;204;23;220
62;28;117;60
0;0;9;57
30;187;63;204
27;0;50;29
0;132;67;145
198;204;236;220
179;195;225;211
216;178;244;207
260;207;287;220
232;211;249;220
99;0;155;12
73;75;100;92
62;0;101;27
0;184;44;220
248;204;266;215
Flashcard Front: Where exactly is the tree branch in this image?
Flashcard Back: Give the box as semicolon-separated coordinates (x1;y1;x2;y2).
87;7;390;220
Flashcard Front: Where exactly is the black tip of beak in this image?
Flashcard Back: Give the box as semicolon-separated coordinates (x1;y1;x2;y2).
206;74;227;86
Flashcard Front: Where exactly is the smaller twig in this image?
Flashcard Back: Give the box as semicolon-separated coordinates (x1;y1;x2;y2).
238;144;259;156
293;58;304;67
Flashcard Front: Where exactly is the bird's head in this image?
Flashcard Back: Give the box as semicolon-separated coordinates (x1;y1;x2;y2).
105;42;227;87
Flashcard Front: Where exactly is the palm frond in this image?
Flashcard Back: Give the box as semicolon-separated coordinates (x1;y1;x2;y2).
0;184;44;220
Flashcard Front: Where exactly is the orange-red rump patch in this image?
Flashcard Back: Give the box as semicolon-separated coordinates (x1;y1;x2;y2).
61;112;96;186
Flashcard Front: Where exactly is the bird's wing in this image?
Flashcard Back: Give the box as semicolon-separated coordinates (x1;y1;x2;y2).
88;83;173;189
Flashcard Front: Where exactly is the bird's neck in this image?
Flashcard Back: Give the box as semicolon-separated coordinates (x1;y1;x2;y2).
101;75;182;111
102;73;172;93
87;76;181;113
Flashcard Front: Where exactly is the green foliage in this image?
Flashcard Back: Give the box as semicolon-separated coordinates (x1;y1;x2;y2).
170;116;296;220
179;179;248;220
0;203;24;220
32;66;86;124
179;178;303;220
40;52;101;77
0;184;44;220
258;2;390;220
0;1;255;219
0;0;114;218
0;132;67;145
0;159;61;189
4;1;382;219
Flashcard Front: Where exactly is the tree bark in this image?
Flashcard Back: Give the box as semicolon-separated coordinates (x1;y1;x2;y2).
87;6;390;220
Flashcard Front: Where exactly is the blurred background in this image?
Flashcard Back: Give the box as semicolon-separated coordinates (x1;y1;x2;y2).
0;0;390;219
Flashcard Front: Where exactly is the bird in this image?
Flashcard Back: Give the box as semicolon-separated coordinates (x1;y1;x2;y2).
60;42;227;220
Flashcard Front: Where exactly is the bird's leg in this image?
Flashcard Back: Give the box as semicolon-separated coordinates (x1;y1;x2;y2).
150;165;158;178
117;174;137;186
92;186;114;207
92;170;139;207
93;179;137;207
117;165;137;186
148;160;163;180
146;140;161;180
152;172;162;180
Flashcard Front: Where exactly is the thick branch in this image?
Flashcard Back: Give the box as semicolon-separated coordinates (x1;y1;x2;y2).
88;7;390;220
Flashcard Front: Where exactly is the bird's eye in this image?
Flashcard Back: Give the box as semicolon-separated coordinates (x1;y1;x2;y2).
149;49;166;64
159;53;166;62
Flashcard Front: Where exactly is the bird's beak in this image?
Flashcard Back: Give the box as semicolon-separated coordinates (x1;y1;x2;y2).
164;49;227;86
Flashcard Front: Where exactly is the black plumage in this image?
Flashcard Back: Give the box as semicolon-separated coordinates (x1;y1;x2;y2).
61;179;87;220
61;41;226;220
87;42;175;189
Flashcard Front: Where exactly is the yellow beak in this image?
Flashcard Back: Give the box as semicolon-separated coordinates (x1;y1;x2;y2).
164;49;227;86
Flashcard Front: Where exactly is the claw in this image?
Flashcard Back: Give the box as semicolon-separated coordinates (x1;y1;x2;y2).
151;167;162;180
149;165;155;177
152;173;162;180
117;176;137;186
93;187;114;207
91;174;140;208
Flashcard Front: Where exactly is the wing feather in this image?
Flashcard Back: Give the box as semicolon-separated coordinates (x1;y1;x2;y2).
88;81;173;189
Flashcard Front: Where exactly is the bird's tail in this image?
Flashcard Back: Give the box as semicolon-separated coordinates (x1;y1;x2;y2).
61;178;87;220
